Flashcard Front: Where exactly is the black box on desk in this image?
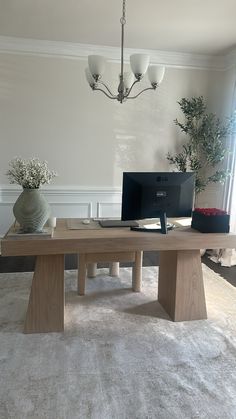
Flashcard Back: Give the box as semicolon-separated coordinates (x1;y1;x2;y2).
191;209;230;233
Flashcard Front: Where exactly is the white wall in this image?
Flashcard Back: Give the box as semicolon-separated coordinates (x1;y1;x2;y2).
0;53;214;186
0;49;230;234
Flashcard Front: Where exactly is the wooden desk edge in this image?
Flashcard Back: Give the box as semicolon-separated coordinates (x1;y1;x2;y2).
2;219;236;257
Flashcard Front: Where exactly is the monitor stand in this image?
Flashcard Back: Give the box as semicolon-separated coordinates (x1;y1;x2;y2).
159;212;167;234
130;212;170;234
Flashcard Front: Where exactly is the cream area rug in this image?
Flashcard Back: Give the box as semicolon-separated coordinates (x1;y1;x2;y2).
0;265;236;419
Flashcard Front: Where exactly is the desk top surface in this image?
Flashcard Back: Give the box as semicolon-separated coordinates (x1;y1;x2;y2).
2;218;236;257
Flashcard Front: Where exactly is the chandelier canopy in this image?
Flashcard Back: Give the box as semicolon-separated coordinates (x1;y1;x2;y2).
85;0;165;104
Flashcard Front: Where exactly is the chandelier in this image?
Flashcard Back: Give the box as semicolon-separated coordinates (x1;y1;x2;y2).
85;0;165;104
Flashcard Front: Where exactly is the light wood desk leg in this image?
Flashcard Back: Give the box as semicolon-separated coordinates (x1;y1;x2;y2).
158;250;207;321
78;254;86;295
109;262;120;277
24;254;65;334
132;251;143;292
87;263;97;278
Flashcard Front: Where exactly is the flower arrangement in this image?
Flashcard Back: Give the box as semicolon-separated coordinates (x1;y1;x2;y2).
194;208;227;216
6;157;57;189
191;207;230;233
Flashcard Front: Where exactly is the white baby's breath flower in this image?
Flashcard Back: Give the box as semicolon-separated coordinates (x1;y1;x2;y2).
6;157;58;189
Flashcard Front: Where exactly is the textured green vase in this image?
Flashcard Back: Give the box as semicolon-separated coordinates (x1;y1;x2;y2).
13;188;51;233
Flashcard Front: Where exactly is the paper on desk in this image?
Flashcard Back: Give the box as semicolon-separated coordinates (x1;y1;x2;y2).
143;223;161;229
143;223;175;230
173;218;192;226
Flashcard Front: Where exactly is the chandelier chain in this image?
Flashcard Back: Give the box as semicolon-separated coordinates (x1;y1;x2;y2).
120;0;126;25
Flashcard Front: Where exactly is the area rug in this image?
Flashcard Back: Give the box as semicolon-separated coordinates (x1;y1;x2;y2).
0;265;236;419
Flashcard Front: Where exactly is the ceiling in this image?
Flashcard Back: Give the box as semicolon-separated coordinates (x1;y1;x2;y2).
0;0;236;56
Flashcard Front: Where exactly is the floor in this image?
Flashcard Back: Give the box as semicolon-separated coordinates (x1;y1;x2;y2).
202;255;236;287
0;252;235;287
1;265;236;418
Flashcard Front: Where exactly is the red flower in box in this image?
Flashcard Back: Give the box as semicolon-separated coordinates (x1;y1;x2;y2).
194;208;228;216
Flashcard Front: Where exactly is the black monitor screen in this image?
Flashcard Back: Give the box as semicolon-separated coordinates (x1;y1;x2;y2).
121;172;195;221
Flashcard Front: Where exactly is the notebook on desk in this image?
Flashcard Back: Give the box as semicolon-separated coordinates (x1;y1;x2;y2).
99;219;139;228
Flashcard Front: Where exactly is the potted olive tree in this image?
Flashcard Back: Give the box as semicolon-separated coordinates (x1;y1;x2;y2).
167;96;235;194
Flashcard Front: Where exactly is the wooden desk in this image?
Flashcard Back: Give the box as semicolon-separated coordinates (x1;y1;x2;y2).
2;219;236;333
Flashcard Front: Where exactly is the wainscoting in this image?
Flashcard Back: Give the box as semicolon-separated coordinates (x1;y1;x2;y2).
0;185;122;236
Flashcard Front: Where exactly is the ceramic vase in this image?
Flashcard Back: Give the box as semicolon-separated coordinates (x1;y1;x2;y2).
13;188;51;233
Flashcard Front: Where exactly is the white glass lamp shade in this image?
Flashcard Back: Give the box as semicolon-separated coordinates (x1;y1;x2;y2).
130;54;150;77
88;55;106;78
123;72;135;89
148;65;165;85
85;68;95;86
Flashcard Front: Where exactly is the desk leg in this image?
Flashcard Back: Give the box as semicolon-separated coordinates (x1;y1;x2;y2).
78;254;86;295
132;251;143;292
109;262;120;277
24;254;65;333
158;250;207;321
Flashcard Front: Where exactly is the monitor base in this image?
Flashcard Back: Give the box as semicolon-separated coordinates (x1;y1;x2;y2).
130;224;173;234
131;213;173;234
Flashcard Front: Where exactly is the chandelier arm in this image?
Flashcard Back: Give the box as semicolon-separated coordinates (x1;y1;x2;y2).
93;87;118;100
97;81;117;97
124;79;141;97
126;86;156;100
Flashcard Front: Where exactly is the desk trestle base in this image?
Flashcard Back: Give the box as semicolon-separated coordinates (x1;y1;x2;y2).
158;250;207;322
24;254;65;334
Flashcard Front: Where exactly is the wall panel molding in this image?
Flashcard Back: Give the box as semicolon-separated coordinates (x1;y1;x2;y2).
0;35;233;71
97;202;122;218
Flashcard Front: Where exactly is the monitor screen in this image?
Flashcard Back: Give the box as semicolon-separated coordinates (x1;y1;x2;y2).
121;172;195;221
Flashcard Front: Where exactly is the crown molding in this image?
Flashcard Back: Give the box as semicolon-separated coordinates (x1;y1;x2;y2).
0;35;232;71
224;49;236;70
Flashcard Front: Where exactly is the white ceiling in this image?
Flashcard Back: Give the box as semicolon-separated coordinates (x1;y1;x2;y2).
0;0;236;55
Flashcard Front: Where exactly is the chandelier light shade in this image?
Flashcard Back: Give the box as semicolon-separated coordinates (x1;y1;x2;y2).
148;65;165;85
85;0;165;103
130;54;150;78
85;68;95;86
88;55;106;79
123;72;135;89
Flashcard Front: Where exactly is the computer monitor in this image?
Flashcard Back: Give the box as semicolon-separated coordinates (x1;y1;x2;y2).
121;172;195;234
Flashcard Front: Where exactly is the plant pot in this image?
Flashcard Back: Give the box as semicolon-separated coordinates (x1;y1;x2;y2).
13;188;51;233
